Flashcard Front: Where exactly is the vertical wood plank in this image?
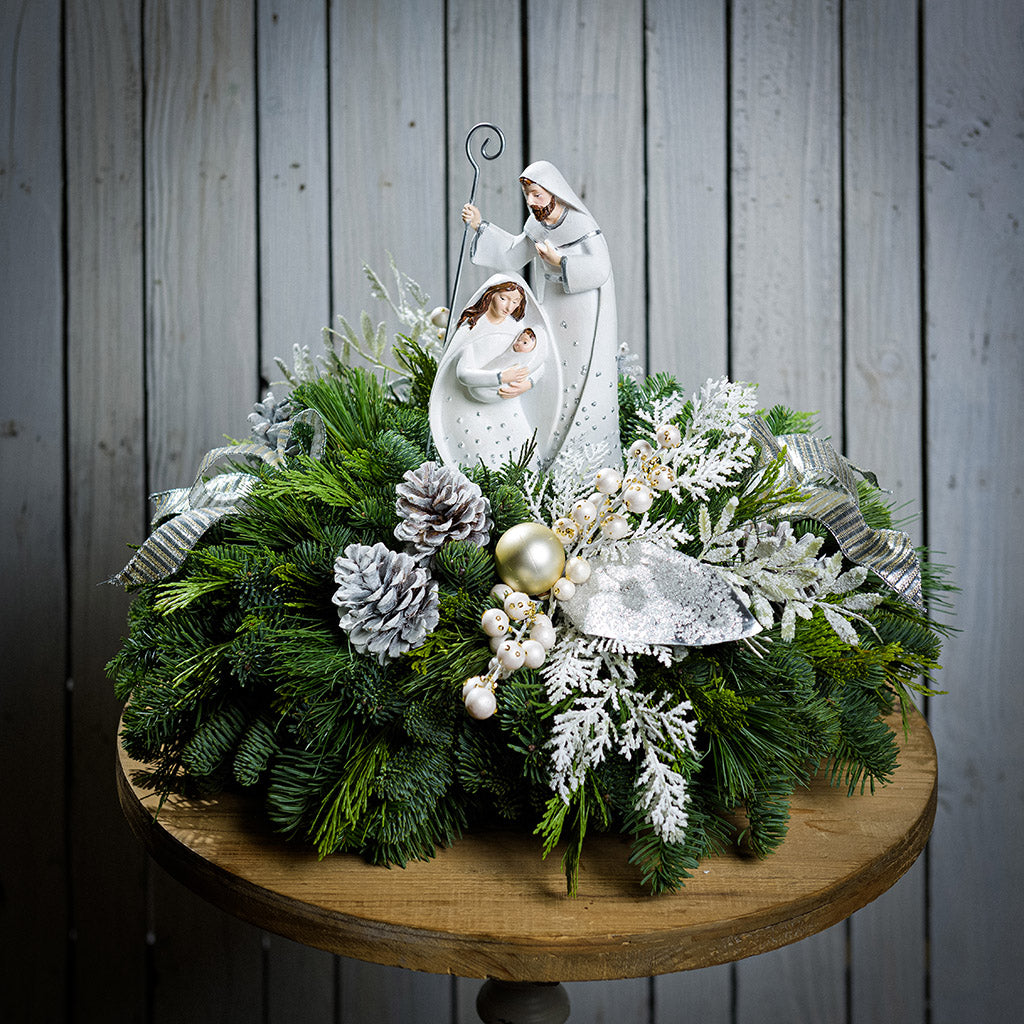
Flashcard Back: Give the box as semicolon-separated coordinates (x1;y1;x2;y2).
339;962;452;1024
730;0;843;429
842;3;927;1022
842;0;924;508
329;5;452;1020
65;0;149;1019
445;0;526;323
143;3;265;1019
255;9;338;1013
330;0;449;329
645;0;730;387
730;3;845;1019
145;0;261;492
924;1;1024;1021
526;0;647;356
257;0;331;384
0;1;67;1020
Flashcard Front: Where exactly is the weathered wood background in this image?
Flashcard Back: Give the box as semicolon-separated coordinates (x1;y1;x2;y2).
2;1;1021;1021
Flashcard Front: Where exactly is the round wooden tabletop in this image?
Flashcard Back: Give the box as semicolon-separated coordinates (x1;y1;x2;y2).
116;706;936;983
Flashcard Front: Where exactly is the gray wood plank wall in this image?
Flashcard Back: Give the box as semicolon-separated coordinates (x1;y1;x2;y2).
2;1;1021;1021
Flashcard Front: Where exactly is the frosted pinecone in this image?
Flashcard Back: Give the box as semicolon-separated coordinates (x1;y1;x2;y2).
394;461;492;562
248;391;293;450
332;542;439;662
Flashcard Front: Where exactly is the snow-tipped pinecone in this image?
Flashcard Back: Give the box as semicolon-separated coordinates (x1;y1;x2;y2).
394;461;492;562
332;542;439;662
248;391;293;451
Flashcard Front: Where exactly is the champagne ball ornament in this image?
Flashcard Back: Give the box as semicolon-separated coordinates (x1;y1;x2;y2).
494;522;566;595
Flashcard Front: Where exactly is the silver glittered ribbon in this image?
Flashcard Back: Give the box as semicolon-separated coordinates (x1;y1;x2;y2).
559;540;762;646
111;408;326;587
746;415;923;608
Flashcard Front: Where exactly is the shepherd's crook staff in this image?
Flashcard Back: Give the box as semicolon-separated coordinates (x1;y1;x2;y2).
445;122;505;347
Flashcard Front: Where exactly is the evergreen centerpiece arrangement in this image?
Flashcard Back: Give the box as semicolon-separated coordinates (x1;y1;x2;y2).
109;263;950;895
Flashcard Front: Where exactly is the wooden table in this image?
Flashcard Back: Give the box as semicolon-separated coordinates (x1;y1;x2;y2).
117;707;936;1023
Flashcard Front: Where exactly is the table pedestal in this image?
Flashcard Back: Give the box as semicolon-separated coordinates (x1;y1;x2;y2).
476;981;570;1024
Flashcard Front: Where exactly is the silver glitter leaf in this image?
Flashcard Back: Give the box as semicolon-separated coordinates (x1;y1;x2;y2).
558;540;761;646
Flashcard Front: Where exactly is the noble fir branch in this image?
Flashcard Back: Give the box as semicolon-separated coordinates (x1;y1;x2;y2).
825;685;901;796
309;729;390;856
431;539;497;596
736;774;794;858
392;334;438;410
292;366;395;452
761;404;816;437
180;702;251;778
232;713;282;786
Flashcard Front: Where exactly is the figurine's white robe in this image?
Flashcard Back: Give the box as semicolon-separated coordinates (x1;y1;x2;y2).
430;273;560;471
470;163;620;465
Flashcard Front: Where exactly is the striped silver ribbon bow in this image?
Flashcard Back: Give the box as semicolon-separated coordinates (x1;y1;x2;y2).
111;408;325;587
746;415;923;608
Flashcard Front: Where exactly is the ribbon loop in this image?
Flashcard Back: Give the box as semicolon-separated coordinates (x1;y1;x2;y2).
110;407;326;588
746;415;923;608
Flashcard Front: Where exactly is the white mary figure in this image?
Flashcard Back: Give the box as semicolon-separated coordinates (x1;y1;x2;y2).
461;160;621;465
429;273;561;471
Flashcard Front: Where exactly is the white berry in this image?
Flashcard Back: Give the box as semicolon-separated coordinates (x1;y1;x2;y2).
496;640;526;671
623;483;654;514
656;423;682;448
521;639;546;668
530;621;557;649
600;514;631;540
650;464;675;491
564;556;592;584
595;467;623;494
552;517;579;543
465;686;497;719
503;591;532;620
461;675;487;699
628;439;654;461
570;499;598;527
481;607;510;636
552;577;576;601
490;582;513;602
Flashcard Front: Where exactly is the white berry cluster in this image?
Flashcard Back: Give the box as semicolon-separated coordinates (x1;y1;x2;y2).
551;424;682;553
461;583;559;719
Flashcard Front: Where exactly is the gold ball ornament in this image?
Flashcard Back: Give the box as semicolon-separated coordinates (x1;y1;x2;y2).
494;522;567;595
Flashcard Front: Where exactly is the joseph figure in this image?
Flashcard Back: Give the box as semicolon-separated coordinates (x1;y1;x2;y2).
461;161;621;466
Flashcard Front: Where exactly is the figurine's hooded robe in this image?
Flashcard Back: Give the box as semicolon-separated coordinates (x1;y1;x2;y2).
430;272;561;472
470;160;621;465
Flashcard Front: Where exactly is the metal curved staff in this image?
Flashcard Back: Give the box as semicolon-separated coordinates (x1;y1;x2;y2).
445;122;505;348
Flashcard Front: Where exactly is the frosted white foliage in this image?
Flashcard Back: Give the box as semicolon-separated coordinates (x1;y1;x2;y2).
542;627;698;842
702;519;885;642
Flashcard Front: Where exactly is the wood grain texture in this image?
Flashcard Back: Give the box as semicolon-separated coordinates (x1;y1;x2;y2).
841;4;928;1022
924;1;1024;1021
729;5;845;1020
64;0;150;1018
645;0;729;384
0;2;67;1019
257;0;331;383
117;708;936;984
144;0;260;494
142;3;266;1019
730;0;842;429
329;0;448;324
